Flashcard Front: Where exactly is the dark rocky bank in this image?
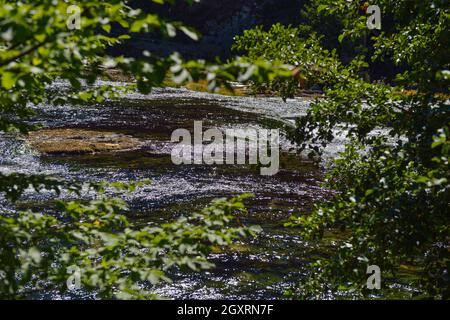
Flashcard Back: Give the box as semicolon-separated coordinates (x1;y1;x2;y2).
111;0;304;60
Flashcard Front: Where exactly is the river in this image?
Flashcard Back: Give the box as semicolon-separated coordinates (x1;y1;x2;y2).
0;84;350;299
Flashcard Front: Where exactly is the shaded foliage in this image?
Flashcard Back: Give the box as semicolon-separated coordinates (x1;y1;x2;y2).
236;0;449;298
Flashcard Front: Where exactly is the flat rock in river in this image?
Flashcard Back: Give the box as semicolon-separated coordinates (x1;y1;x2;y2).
27;128;142;155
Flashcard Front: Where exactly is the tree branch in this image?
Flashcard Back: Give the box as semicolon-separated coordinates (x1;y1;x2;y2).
0;40;48;68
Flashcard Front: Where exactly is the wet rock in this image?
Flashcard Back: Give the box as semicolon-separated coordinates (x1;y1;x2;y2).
27;128;142;155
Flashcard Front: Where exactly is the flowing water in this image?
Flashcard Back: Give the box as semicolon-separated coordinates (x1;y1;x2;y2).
0;85;350;299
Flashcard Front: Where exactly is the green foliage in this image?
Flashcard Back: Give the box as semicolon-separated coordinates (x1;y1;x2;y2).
232;12;384;100
279;0;450;299
233;23;347;99
287;130;449;298
234;0;450;299
1;188;258;299
0;0;291;134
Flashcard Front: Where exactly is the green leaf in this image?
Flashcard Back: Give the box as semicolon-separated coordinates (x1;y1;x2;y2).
79;91;93;101
102;24;111;33
317;5;328;13
179;26;199;41
1;72;16;90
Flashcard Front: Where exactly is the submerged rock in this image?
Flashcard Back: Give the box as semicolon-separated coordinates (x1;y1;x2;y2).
27;128;142;155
